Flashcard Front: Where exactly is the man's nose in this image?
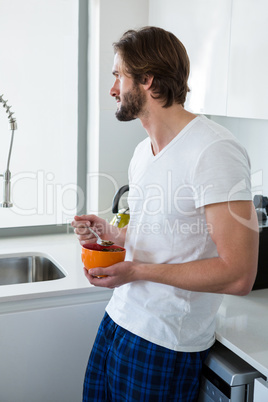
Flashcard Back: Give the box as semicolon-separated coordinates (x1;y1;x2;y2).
110;81;119;97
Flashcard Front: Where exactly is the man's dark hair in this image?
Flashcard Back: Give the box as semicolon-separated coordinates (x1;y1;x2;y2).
113;26;190;108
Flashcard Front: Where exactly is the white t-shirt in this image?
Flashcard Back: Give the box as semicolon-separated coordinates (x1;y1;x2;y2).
106;115;252;352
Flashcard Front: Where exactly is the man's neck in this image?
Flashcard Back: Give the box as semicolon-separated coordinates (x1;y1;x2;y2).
140;103;197;155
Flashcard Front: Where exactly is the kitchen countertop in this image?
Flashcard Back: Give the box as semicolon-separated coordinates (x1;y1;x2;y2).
216;289;268;379
0;233;113;310
1;233;268;379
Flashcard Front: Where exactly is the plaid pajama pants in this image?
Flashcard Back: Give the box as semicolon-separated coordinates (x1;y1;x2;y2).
83;312;210;402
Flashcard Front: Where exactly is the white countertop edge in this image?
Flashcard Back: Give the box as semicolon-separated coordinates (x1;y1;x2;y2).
0;286;113;314
216;334;268;380
216;289;268;380
0;283;111;303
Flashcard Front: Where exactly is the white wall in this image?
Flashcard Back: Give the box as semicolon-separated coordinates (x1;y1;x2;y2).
209;116;268;197
87;0;149;221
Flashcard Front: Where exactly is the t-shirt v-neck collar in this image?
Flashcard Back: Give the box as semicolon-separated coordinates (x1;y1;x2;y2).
149;116;200;161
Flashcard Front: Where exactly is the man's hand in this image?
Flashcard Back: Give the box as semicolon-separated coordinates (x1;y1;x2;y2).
84;261;138;289
71;214;127;247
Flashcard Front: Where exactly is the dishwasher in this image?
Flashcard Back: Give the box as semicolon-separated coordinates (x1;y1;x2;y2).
198;342;264;402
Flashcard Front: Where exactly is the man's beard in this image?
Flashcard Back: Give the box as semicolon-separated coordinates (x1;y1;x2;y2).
115;83;146;121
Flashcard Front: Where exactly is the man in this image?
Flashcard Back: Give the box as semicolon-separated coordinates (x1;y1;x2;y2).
72;27;259;401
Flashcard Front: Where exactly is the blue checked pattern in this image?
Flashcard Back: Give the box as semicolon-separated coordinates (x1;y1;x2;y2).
83;312;209;401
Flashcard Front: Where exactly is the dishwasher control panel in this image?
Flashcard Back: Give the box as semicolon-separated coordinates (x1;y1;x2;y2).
199;377;228;402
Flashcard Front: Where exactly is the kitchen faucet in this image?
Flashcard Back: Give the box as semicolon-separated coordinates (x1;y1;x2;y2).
0;94;17;207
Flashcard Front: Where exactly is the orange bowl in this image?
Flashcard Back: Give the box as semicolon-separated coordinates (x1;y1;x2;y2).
81;243;126;271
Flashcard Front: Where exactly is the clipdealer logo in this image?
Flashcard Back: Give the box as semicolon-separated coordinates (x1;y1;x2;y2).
128;171;214;217
5;168;263;232
5;171;121;224
6;170;84;222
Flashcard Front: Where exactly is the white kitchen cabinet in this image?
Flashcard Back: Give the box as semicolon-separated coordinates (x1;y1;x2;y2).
227;0;268;119
149;0;232;115
149;0;268;119
0;298;108;402
254;378;268;401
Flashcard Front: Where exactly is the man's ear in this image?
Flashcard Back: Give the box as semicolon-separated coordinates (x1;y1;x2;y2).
141;74;154;89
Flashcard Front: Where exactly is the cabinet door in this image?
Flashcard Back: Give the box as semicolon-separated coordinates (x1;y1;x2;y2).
0;300;108;402
227;0;268;119
149;0;232;115
254;378;268;401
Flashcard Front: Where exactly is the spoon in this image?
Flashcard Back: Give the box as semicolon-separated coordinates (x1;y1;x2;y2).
88;226;114;247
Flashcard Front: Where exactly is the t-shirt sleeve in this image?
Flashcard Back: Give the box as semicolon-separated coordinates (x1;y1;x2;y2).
192;139;252;208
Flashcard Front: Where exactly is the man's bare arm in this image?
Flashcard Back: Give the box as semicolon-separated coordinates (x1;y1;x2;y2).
87;201;259;295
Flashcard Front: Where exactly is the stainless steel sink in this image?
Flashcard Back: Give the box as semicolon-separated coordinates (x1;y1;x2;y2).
0;255;65;285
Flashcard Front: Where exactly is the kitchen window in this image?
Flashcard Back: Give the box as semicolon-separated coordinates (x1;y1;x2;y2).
0;0;87;235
